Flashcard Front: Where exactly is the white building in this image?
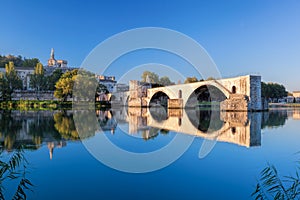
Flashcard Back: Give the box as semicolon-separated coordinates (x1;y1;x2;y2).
15;67;34;90
115;83;129;92
96;75;117;93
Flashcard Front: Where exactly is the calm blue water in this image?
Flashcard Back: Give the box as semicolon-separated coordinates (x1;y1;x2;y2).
1;108;299;199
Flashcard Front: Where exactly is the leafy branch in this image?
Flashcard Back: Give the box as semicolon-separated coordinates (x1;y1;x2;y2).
252;163;300;200
0;146;33;200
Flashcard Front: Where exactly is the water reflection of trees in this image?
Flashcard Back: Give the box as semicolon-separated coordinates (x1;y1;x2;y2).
54;110;103;140
73;110;99;139
28;114;61;145
0;111;23;150
0;111;66;151
261;110;288;129
0;110;118;151
54;112;79;140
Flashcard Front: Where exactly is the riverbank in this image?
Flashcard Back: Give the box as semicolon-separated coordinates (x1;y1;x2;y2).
0;100;111;110
269;103;300;108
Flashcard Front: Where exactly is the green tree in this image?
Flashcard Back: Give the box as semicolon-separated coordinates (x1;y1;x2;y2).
0;55;23;68
184;76;198;83
74;70;101;101
141;71;159;83
206;77;215;81
23;58;40;68
0;62;22;100
261;82;287;100
30;63;46;98
0;73;6;99
159;76;173;86
46;69;63;91
54;69;78;101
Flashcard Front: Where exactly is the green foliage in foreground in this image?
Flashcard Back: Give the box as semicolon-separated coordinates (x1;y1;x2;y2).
0;147;33;200
252;162;300;199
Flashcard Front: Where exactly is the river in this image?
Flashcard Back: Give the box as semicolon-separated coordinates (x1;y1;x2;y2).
1;107;299;199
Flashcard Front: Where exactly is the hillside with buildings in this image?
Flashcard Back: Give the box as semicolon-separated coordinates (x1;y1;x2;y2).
0;49;129;102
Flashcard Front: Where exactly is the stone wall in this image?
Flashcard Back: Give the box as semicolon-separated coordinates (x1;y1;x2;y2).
220;94;249;111
168;99;183;108
249;75;262;110
12;91;58;101
219;75;265;111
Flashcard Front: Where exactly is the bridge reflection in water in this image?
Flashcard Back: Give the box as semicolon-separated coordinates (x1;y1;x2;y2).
1;108;295;158
110;107;262;148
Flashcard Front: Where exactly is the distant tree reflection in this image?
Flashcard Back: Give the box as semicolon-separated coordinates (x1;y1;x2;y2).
73;110;99;139
261;110;288;129
28;113;61;146
54;112;79;140
0;111;22;151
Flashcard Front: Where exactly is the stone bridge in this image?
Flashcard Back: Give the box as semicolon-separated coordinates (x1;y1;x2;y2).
112;75;268;111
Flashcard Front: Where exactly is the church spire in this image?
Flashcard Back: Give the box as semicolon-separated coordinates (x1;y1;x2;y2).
50;48;55;59
48;48;57;67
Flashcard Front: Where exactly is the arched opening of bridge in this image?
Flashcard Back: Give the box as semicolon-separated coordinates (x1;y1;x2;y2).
149;91;169;107
185;85;226;108
232;86;236;94
149;91;169;122
186;109;225;133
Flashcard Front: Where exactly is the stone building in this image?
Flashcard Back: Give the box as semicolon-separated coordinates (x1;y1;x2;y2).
47;48;68;68
15;67;34;90
293;91;300;98
96;75;117;93
293;91;300;103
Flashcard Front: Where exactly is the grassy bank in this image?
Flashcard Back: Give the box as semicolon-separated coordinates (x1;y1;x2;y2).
0;100;111;110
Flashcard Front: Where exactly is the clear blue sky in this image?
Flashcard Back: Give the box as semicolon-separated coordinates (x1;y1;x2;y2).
1;0;300;91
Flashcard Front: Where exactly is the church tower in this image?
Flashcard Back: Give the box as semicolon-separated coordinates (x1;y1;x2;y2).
48;48;57;66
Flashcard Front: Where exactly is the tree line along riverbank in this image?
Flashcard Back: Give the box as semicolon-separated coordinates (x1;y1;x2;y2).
0;100;111;110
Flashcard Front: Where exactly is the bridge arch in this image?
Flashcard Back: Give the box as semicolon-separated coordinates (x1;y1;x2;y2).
149;91;170;107
201;81;231;99
185;83;228;108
